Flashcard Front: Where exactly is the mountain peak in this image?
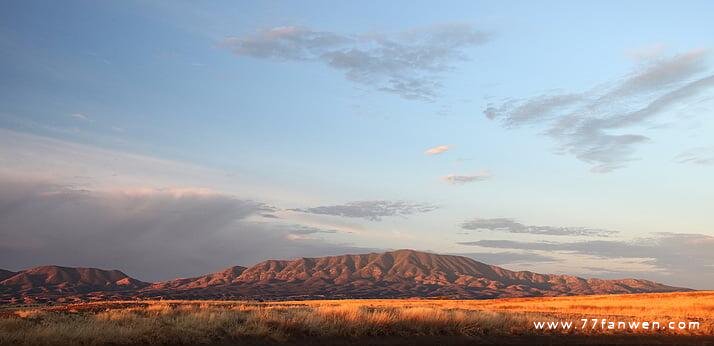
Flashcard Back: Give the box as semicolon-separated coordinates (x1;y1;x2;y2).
0;265;148;293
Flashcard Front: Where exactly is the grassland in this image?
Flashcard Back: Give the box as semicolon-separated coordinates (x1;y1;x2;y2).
0;291;712;345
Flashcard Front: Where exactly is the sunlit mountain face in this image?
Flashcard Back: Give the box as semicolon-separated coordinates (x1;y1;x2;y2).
0;250;688;304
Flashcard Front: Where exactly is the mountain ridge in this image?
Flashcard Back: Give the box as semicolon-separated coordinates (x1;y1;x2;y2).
0;269;16;282
0;250;690;304
0;265;149;292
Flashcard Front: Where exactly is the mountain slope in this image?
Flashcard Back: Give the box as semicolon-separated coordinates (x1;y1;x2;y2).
0;269;16;282
150;266;247;290
0;265;148;294
0;250;689;303
139;249;687;300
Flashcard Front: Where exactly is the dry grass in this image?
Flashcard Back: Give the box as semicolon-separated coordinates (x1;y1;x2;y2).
0;291;711;345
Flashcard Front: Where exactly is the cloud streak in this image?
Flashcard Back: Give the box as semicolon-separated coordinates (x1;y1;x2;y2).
485;50;714;172
291;200;438;221
69;113;91;121
284;225;338;241
0;129;307;204
455;251;560;265
424;145;450;155
442;172;491;184
460;218;618;237
674;146;714;166
223;24;489;101
459;232;714;289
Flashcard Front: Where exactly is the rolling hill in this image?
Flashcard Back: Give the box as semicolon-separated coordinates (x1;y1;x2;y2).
0;266;148;294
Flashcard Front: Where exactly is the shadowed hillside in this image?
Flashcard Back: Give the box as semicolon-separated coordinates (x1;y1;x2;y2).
0;270;15;282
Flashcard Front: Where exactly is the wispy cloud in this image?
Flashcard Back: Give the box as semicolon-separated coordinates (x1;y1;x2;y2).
69;113;91;121
285;225;338;240
674;146;714;166
459;232;714;288
0;129;307;203
485;49;714;172
288;225;338;235
460;217;618;237
455;251;560;265
424;145;450;155
222;24;489;101
442;172;491;184
291;200;438;221
626;43;667;62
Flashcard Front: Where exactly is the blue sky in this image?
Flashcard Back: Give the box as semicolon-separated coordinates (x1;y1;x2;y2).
1;1;713;288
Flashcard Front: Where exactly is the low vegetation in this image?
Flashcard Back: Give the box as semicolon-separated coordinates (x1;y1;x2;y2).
0;291;711;345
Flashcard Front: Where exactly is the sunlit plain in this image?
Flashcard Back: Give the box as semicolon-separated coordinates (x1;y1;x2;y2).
1;291;711;345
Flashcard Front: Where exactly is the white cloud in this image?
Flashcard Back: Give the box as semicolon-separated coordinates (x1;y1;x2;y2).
424;145;451;155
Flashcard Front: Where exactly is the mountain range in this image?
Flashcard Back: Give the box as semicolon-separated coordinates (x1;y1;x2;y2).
0;249;689;304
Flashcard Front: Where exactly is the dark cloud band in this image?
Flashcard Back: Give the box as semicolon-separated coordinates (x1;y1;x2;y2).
0;179;369;281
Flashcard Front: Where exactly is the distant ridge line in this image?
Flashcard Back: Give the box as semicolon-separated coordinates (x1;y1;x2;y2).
0;249;690;304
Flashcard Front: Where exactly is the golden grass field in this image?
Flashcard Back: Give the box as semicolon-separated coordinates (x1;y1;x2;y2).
0;291;712;345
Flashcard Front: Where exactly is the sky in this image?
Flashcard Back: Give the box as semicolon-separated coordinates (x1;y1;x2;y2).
1;1;713;288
